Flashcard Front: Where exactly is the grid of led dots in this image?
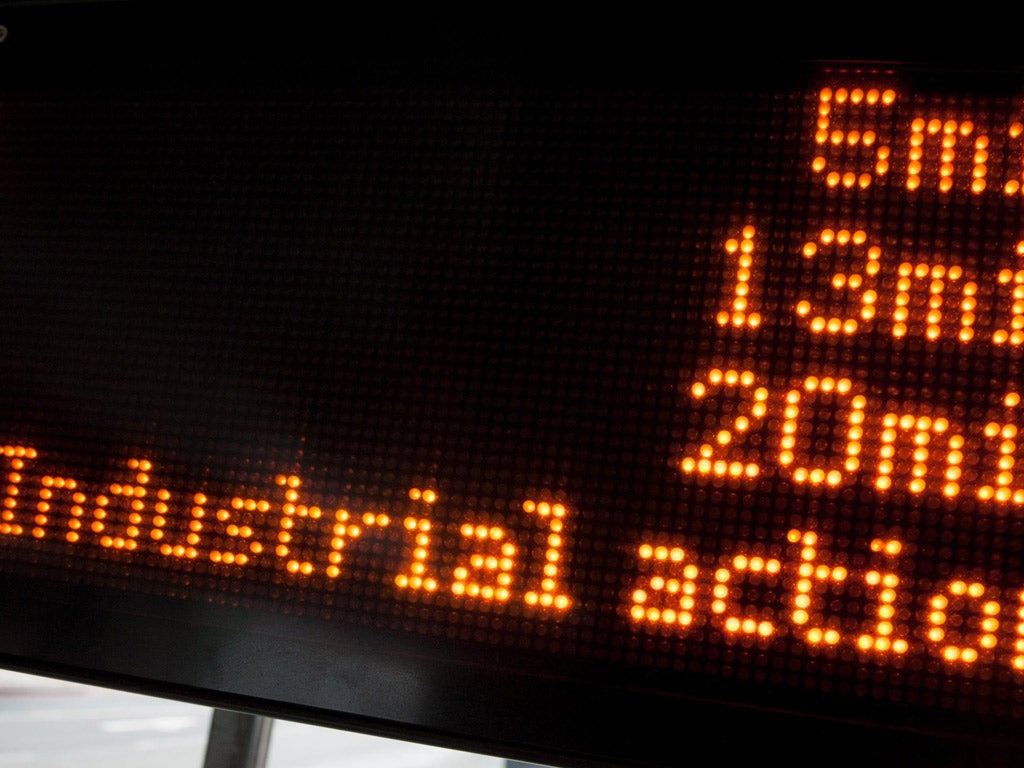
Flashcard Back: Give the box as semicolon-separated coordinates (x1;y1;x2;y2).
1;66;1024;745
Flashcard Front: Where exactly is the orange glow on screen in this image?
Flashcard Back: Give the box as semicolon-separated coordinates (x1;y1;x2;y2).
664;75;1024;681
625;530;1024;667
717;225;762;329
0;446;579;610
8;69;1024;735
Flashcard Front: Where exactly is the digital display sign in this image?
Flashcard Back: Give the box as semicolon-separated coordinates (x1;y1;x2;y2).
2;6;1024;767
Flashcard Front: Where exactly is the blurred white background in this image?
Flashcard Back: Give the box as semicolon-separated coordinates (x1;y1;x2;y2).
0;670;507;768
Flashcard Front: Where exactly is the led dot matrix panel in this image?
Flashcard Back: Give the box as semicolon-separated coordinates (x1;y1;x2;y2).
1;7;1024;768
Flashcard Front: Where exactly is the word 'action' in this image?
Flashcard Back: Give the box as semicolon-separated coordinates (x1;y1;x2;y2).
631;529;1023;670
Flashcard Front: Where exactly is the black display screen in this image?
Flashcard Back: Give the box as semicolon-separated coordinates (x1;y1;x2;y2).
1;5;1023;767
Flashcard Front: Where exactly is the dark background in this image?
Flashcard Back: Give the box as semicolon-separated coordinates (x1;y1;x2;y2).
0;3;1022;767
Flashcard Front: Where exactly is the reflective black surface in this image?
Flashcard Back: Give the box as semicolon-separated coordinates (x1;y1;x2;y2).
0;5;1023;767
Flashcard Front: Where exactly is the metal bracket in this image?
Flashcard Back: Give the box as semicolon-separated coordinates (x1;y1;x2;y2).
203;709;274;768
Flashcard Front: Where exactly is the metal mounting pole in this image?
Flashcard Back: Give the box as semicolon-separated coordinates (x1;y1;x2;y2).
203;708;275;768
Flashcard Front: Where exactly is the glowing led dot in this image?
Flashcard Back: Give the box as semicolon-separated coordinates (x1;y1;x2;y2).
780;377;862;486
713;552;779;637
631;544;697;627
927;581;1000;664
682;370;764;478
